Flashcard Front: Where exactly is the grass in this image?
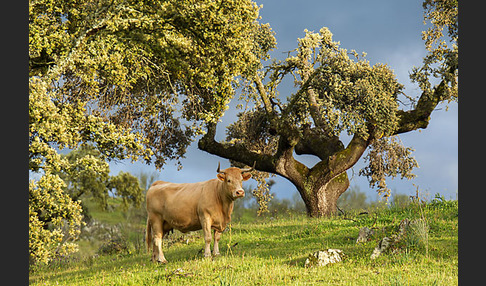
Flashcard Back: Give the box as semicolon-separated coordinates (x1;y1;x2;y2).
29;198;458;285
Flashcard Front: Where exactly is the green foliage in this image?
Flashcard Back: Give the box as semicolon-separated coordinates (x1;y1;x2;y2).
29;0;274;264
53;145;145;213
28;77;151;172
29;144;146;264
360;136;419;198
248;175;275;216
232;25;404;145
108;171;144;210
227;108;278;156
290;27;403;139
29;173;83;265
411;0;458;101
55;144;111;208
337;185;369;211
29;0;275;167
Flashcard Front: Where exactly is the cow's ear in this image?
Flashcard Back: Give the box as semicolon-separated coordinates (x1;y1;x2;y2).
217;173;226;181
242;173;251;181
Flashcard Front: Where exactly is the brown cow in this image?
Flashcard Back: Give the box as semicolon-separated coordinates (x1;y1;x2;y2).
145;162;253;263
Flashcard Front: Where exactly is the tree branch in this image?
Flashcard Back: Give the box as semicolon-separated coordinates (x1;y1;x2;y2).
395;79;448;134
198;122;309;191
198;123;277;174
294;127;344;160
298;58;330;135
254;76;273;115
306;87;334;136
328;134;369;178
281;68;318;118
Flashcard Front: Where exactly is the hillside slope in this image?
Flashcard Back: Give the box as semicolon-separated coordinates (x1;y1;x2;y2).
30;198;458;285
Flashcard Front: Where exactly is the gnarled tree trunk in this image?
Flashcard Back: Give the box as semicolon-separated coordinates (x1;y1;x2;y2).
298;173;350;217
198;122;367;217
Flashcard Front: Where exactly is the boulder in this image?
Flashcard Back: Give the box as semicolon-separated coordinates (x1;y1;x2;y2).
370;236;393;259
397;218;410;239
356;227;374;243
304;249;343;268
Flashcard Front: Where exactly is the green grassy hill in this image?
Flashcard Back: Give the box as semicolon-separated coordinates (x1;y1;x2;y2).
29;197;458;285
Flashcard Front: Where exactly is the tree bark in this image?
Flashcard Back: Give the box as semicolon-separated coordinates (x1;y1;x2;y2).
297;171;349;217
395;80;448;134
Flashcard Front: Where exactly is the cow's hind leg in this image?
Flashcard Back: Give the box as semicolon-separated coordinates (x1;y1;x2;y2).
150;215;168;264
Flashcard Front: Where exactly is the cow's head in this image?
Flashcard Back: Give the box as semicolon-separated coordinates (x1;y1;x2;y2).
216;162;254;199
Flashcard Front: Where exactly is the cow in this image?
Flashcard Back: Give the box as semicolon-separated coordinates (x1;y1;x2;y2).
145;162;253;263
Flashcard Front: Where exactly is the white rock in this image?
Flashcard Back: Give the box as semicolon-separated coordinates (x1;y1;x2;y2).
305;249;343;267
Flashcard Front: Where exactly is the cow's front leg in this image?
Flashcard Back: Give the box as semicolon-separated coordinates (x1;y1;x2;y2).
213;230;222;256
201;217;212;258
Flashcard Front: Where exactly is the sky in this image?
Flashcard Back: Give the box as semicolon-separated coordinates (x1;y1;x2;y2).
109;0;458;202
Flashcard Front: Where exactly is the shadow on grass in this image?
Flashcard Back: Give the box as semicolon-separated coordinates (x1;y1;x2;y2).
29;254;146;284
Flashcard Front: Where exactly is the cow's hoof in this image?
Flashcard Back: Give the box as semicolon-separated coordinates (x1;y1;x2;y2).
152;257;168;264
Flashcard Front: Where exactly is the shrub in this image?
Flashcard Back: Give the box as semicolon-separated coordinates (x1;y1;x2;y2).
97;237;131;255
29;174;83;265
405;218;429;253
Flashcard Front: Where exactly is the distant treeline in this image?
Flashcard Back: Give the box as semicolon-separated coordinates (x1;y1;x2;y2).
232;184;414;221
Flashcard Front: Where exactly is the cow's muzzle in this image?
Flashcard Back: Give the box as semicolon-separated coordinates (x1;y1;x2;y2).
235;189;245;198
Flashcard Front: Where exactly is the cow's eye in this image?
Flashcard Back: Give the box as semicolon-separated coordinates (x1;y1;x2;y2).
227;179;231;183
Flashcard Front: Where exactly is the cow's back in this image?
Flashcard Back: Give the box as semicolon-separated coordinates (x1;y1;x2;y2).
146;179;216;232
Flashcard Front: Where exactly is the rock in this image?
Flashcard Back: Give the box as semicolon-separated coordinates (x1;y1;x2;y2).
367;217;428;259
397;219;410;239
305;249;343;268
356;227;374;243
370;236;393;259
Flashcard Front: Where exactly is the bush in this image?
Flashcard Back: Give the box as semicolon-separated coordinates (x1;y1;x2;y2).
97;237;131;255
29;174;83;265
337;185;370;211
405;218;429;252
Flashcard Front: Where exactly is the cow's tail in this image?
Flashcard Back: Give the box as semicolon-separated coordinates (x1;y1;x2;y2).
145;217;152;254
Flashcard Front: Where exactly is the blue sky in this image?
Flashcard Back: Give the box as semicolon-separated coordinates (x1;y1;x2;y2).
110;0;458;202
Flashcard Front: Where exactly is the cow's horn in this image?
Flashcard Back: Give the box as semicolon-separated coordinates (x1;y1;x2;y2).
241;161;256;173
216;162;225;174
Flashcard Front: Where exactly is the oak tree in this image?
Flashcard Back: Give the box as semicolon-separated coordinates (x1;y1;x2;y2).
198;0;457;217
29;0;273;263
